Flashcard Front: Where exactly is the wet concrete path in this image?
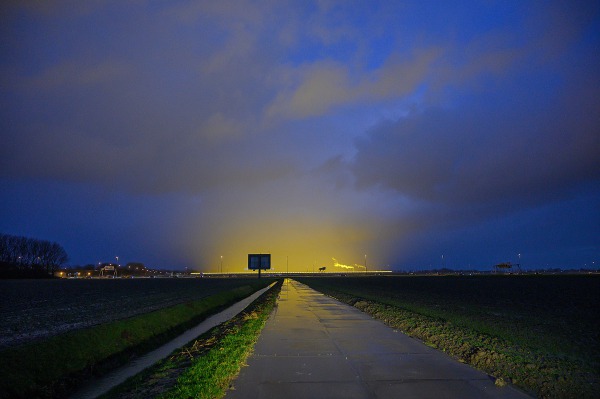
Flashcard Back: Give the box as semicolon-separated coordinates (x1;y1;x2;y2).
226;279;530;399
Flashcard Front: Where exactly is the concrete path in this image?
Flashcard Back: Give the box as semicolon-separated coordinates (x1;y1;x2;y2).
226;279;530;399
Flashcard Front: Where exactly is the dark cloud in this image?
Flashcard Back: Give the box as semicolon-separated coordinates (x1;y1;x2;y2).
1;1;598;270
353;66;600;208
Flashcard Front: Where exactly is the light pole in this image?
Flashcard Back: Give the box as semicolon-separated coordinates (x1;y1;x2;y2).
220;256;223;273
116;256;119;265
365;254;367;274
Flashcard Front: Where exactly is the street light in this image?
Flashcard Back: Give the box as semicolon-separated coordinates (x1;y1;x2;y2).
220;256;223;273
365;254;367;274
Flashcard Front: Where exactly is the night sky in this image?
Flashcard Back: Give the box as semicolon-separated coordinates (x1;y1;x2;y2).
1;1;599;272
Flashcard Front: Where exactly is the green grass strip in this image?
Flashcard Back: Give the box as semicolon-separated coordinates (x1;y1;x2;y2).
0;281;270;399
157;280;282;399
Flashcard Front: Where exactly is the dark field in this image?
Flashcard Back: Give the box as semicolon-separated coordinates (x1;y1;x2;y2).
0;278;262;349
298;274;600;397
301;275;600;363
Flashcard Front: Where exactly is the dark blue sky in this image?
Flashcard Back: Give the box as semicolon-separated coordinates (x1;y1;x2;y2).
1;1;599;272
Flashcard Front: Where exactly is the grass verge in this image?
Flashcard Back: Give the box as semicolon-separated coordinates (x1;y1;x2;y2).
299;279;599;399
101;279;283;399
0;280;271;399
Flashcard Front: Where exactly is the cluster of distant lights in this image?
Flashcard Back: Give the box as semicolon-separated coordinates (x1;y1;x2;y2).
54;253;597;278
201;270;393;275
55;268;394;277
56;264;171;277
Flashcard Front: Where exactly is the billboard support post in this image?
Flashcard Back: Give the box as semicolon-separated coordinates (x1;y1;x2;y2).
248;254;271;279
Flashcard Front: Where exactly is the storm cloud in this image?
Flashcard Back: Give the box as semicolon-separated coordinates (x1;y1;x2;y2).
1;1;598;270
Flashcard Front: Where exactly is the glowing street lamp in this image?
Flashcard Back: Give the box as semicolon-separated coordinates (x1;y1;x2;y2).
220;256;223;273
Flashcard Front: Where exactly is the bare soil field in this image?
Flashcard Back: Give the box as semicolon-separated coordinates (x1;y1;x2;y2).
0;278;261;349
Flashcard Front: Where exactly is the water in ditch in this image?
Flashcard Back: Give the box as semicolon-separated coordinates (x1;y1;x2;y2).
70;282;275;399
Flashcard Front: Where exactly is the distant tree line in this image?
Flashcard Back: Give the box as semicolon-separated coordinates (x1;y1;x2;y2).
0;233;69;278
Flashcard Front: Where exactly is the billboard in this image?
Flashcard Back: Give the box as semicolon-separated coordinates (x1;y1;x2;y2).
248;254;271;270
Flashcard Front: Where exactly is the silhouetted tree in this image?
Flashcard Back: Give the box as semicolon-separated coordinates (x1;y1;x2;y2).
0;233;69;277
